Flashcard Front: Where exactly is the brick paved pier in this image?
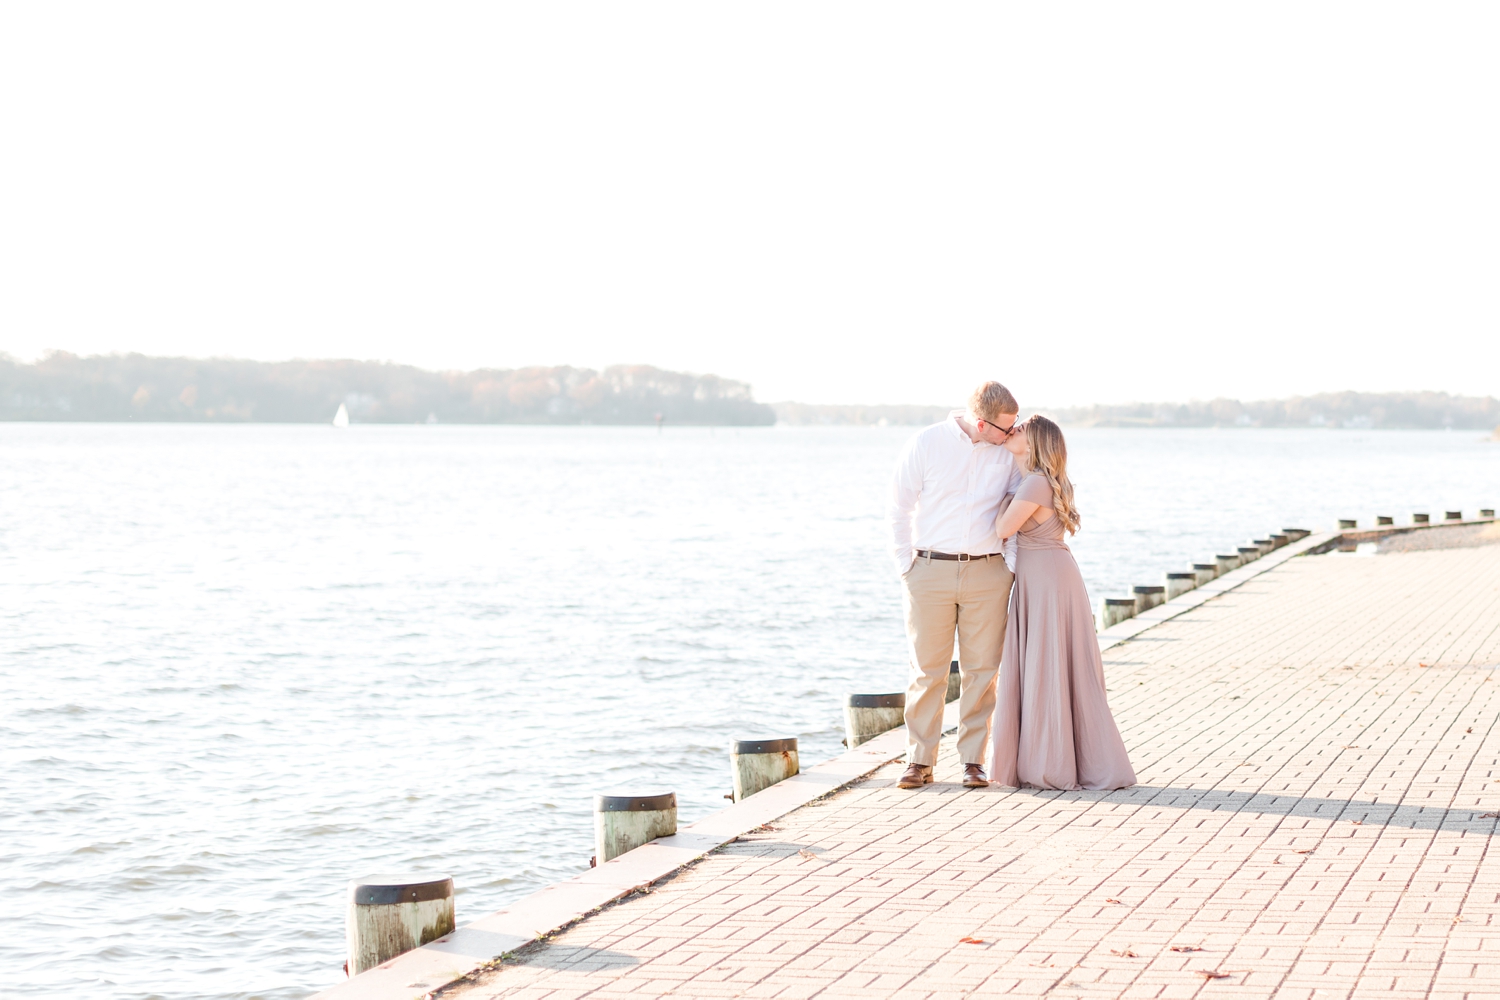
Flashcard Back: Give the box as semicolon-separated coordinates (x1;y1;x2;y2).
437;530;1500;999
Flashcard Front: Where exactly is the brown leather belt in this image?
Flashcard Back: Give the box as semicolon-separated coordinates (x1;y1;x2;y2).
916;550;1004;562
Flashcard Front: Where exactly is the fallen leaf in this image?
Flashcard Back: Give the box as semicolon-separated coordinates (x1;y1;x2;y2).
1453;916;1465;924
1110;948;1138;958
1467;727;1474;734
1170;945;1202;953
1196;970;1232;980
796;848;818;860
1105;898;1122;904
1342;745;1360;749
1480;812;1500;819
1351;820;1363;825
959;937;985;945
1295;849;1314;854
1419;662;1431;668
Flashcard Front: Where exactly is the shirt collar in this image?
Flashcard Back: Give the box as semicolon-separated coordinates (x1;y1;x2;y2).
948;410;985;446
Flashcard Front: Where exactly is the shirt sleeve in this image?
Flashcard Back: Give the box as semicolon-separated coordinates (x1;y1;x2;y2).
888;434;924;576
1015;473;1053;506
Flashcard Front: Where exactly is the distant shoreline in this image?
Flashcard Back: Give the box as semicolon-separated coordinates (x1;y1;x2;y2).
3;353;1496;431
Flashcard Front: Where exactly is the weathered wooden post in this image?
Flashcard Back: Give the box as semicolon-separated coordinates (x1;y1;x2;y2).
1236;545;1261;564
1133;585;1166;612
1192;562;1219;585
1252;538;1275;555
1164;572;1196;600
1338;519;1357;530
1099;597;1136;630
1412;513;1430;524
346;875;456;977
594;791;677;864
1215;553;1241;573
1377;516;1394;526
1445;511;1463;521
730;739;799;802
844;693;905;747
1269;533;1290;548
946;660;960;703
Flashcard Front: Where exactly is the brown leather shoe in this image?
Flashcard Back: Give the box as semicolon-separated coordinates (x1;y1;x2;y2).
962;764;989;787
896;763;933;789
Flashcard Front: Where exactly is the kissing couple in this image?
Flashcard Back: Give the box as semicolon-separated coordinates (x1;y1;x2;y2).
888;381;1136;792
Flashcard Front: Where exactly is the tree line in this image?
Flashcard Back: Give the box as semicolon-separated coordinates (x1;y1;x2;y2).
0;353;776;425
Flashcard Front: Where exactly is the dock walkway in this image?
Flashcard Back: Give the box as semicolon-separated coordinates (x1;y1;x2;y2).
441;530;1500;999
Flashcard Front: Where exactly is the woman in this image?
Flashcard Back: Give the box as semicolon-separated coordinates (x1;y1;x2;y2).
989;416;1135;791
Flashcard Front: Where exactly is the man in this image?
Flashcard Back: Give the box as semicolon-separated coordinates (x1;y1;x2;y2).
888;381;1022;789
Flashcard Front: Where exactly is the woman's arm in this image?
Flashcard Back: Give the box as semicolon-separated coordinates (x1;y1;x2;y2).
994;497;1040;541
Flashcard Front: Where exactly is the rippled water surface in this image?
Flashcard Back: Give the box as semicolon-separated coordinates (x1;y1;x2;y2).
2;424;1495;998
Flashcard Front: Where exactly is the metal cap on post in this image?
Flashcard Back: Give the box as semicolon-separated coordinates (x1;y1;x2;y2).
844;693;905;748
1164;572;1197;600
946;660;960;703
730;739;799;802
1099;597;1137;630
1133;585;1166;612
594;790;677;864
346;874;456;977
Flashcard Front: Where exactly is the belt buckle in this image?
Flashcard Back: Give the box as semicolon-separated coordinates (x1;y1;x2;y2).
958;553;971;562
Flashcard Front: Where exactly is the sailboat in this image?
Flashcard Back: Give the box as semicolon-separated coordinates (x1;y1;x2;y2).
332;403;350;428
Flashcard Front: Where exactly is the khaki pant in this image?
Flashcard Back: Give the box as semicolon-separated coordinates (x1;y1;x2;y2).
901;554;1013;767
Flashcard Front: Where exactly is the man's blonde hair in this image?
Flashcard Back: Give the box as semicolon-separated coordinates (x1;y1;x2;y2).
969;381;1019;424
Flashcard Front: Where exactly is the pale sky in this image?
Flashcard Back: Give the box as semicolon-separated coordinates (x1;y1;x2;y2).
2;4;1497;407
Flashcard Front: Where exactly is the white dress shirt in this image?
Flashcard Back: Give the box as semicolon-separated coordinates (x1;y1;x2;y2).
888;412;1023;577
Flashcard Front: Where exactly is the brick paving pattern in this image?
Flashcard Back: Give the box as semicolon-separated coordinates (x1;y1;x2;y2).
444;543;1500;999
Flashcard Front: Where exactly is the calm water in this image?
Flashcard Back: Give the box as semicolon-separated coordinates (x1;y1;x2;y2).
2;424;1495;999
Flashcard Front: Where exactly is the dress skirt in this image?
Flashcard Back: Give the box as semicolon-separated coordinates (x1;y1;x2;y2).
989;545;1136;791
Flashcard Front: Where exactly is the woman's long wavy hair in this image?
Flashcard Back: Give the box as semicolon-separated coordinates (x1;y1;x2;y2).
1022;415;1080;535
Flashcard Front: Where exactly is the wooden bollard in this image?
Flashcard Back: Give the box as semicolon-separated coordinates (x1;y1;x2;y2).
346;874;455;977
1192;563;1219;585
1215;553;1241;573
1269;533;1290;548
844;693;904;748
1482;509;1496;519
1133;585;1166;612
1377;516;1394;526
946;660;960;703
1445;511;1463;521
730;739;799;802
1236;545;1261;563
1282;528;1311;540
1338;519;1357;529
1413;513;1430;524
1164;572;1197;600
594;791;676;864
1252;538;1275;555
1099;597;1136;629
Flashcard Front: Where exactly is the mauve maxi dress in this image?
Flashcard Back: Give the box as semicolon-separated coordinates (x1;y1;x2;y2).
989;474;1136;790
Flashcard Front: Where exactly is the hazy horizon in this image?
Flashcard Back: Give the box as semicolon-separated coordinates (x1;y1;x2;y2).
5;352;1497;428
